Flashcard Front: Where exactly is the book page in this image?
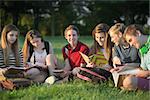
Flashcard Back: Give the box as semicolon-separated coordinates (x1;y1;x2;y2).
119;69;140;75
79;52;91;64
112;68;140;87
8;66;26;70
52;69;64;73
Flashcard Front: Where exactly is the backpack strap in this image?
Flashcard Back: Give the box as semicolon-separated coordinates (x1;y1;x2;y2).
77;73;92;81
78;67;107;80
44;41;50;55
27;41;50;62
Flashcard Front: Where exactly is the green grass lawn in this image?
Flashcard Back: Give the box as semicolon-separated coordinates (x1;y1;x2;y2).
1;36;149;100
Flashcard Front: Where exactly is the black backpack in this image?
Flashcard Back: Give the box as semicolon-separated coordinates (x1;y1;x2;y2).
28;41;49;63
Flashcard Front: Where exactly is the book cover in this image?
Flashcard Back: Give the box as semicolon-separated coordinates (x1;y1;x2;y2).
112;68;140;87
5;66;26;75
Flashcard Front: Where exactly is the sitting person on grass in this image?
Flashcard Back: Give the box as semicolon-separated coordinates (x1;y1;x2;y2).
62;25;89;70
88;23;114;70
22;30;54;83
46;25;89;84
0;24;24;75
123;24;150;91
72;23;113;83
0;24;32;89
108;23;140;72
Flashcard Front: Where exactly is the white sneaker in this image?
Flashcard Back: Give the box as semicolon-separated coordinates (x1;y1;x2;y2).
45;76;56;85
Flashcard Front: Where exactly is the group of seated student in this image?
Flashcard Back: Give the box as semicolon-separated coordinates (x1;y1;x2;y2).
109;23;141;71
0;23;149;91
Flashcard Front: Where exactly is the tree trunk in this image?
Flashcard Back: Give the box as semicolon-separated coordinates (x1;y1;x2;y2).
34;8;39;30
51;13;55;36
12;11;19;27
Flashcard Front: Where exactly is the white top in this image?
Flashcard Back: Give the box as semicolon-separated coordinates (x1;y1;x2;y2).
30;49;47;66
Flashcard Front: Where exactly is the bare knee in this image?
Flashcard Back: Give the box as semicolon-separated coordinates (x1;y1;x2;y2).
46;54;57;66
123;75;137;90
26;68;40;77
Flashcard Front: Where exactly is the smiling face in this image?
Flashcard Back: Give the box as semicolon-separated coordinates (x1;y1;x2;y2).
65;29;78;47
125;34;140;49
95;32;105;47
7;30;18;45
109;31;122;45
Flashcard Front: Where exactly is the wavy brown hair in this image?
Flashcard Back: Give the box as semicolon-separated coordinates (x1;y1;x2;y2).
0;24;20;66
89;23;113;66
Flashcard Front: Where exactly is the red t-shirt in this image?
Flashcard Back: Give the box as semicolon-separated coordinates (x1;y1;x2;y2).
62;41;89;70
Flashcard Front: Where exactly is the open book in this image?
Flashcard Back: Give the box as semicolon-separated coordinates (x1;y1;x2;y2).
4;66;26;75
112;68;140;87
79;52;108;67
7;66;26;70
79;52;91;65
52;69;64;73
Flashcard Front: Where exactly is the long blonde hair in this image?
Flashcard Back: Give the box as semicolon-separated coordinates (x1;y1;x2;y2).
109;23;127;45
0;24;20;66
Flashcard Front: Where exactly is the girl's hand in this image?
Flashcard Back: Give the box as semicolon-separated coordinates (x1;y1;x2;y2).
35;62;47;68
86;62;95;68
24;63;30;68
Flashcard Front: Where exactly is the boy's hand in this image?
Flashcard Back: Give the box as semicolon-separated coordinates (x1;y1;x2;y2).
113;56;121;65
110;66;125;73
136;70;150;78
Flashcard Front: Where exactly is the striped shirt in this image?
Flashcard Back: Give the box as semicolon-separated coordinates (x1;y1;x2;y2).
90;51;108;67
0;48;24;68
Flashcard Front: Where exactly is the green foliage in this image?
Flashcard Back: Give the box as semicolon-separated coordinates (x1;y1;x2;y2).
0;1;149;36
20;14;33;27
144;25;150;35
38;17;52;36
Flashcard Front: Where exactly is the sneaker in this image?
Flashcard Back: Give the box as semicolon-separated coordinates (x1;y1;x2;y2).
45;76;56;85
